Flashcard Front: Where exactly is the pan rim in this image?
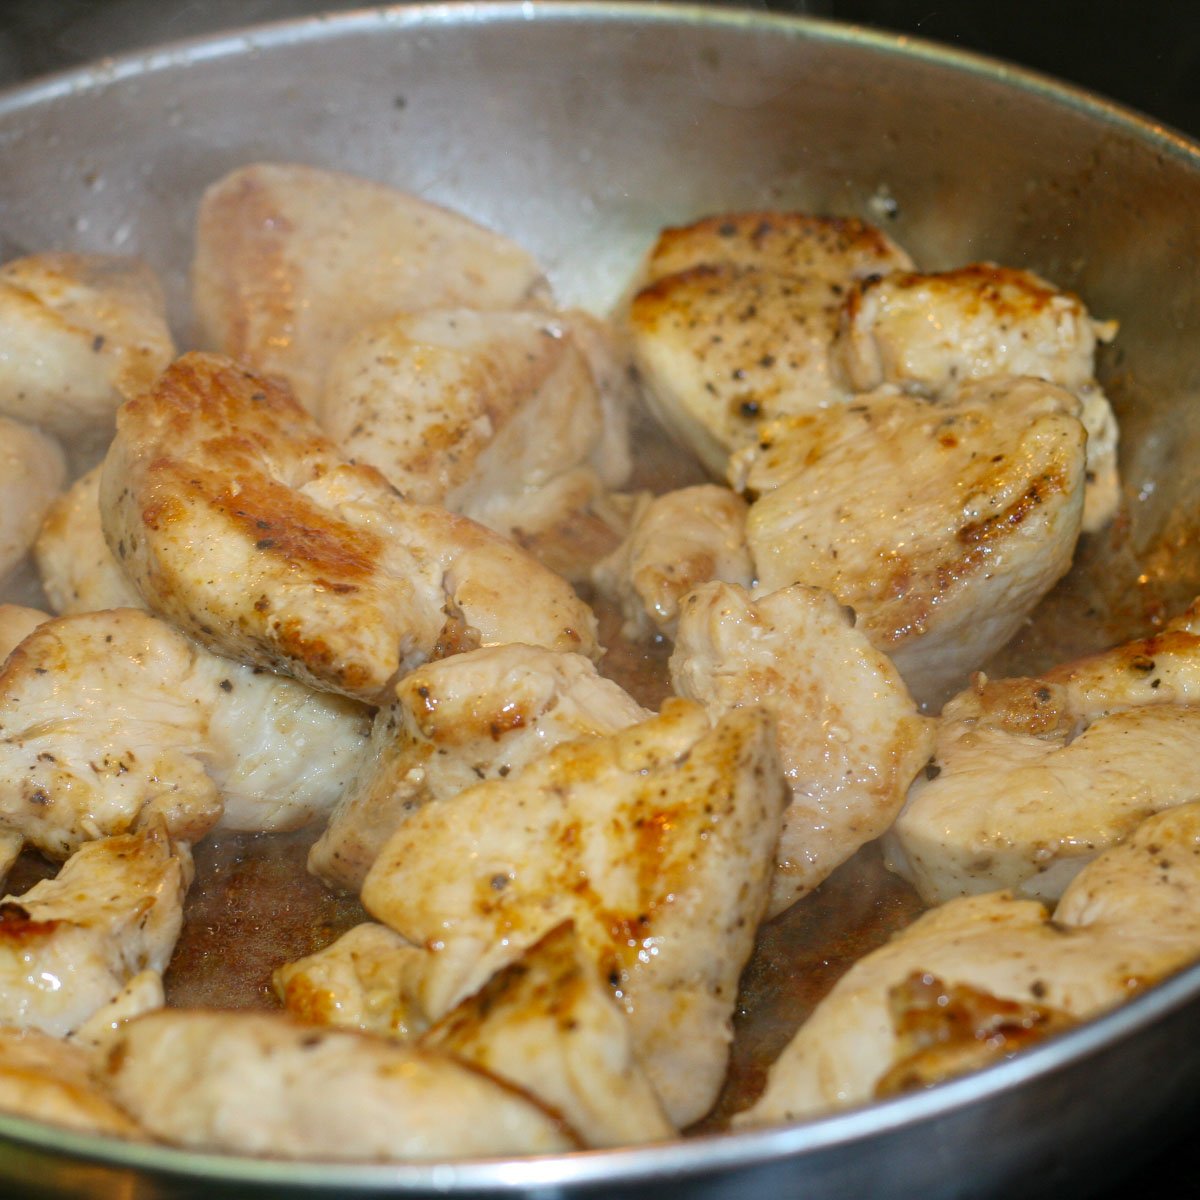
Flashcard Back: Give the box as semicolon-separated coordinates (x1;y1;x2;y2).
2;1;1200;1191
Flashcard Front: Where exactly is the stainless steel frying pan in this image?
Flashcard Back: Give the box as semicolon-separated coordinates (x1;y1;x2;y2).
3;4;1200;1196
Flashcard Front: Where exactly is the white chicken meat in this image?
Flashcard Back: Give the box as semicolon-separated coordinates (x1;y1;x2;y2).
670;582;934;916
100;352;599;704
0;818;190;1038
309;642;649;893
0;416;66;586
0;607;370;860
627;212;913;475
362;698;786;1127
192;162;551;412
33;466;144;615
0;252;175;440
0;1026;141;1138
834;263;1119;530
886;599;1200;903
101;1009;575;1159
734;377;1088;708
592;484;753;641
424;922;676;1148
740;801;1200;1123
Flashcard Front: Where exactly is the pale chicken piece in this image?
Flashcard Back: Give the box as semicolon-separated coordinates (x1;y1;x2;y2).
317;307;630;580
886;602;1200;904
276;921;677;1149
0;1027;141;1138
362;699;787;1127
193;162;551;412
101;1009;576;1160
835;264;1120;531
0;608;370;860
670;582;935;917
309;643;649;892
627;212;914;475
274;922;433;1039
0;416;66;585
0;819;190;1038
592;485;753;641
736;377;1088;708
100;352;599;704
319;308;611;507
0;604;48;663
425;922;676;1148
741;801;1200;1123
69;970;165;1056
34;467;144;615
0;253;175;438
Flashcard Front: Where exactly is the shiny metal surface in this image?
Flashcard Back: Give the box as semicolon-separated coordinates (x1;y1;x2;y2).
3;3;1200;1196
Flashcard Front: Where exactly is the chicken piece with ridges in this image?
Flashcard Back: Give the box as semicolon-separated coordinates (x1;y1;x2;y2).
34;466;144;615
0;608;370;860
100;352;599;704
309;643;649;893
0;417;65;587
886;598;1200;903
834;264;1118;530
671;582;935;916
362;698;786;1127
592;485;753;641
741;801;1200;1123
736;376;1087;708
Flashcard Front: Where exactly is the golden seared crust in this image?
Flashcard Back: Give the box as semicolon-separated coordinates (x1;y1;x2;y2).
741;377;1088;707
742;803;1200;1124
641;211;913;284
362;699;787;1126
101;352;599;703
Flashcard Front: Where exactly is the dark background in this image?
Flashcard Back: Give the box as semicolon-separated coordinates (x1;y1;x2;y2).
2;1;1199;1196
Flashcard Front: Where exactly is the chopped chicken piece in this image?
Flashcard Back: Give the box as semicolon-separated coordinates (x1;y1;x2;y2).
0;608;370;860
671;582;934;916
886;601;1200;903
318;307;630;580
834;264;1118;530
319;308;609;507
310;643;648;892
0;253;175;439
734;377;1087;708
278;921;677;1148
638;211;915;285
193;162;550;411
362;699;786;1126
100;352;599;704
626;212;913;474
0;1026;141;1138
274;922;432;1040
34;467;144;615
69;970;165;1056
0;604;48;663
0;819;190;1038
593;485;753;641
101;1009;576;1159
0;417;65;585
425;922;676;1147
740;801;1200;1123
